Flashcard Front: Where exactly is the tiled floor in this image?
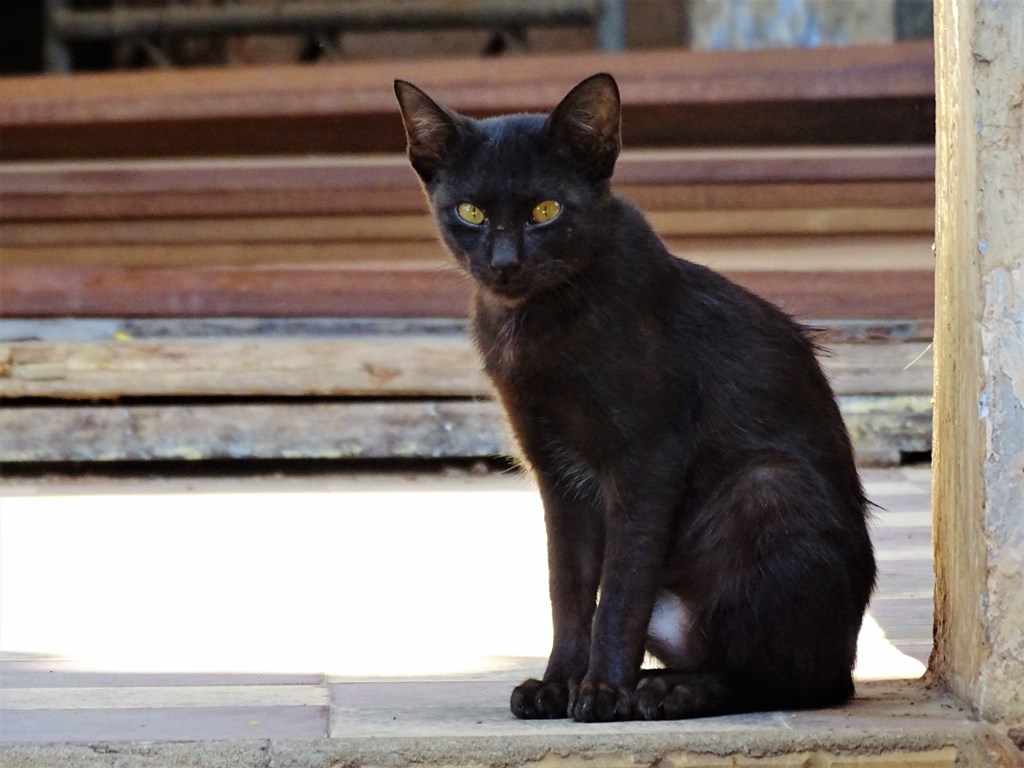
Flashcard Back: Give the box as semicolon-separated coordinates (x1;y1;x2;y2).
0;466;933;744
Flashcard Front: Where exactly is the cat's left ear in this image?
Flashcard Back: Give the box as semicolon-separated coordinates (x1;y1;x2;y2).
394;80;464;183
547;73;621;180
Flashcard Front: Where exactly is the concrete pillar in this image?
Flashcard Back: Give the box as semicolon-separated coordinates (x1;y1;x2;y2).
931;0;1024;731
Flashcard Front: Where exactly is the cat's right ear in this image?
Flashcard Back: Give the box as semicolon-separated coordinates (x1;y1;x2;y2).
394;80;463;183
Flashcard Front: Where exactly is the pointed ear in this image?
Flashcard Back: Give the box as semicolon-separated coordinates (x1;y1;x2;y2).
546;73;621;179
394;80;463;183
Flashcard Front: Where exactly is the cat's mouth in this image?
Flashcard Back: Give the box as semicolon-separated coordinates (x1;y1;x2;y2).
470;264;535;302
485;276;533;303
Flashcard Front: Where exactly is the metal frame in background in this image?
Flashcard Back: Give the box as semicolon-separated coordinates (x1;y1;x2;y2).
43;0;628;71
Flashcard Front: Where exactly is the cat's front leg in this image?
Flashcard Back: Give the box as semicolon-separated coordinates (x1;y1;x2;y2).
571;487;675;722
511;478;603;719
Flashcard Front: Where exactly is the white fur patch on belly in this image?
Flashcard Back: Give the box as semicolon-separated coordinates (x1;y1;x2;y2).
646;591;690;659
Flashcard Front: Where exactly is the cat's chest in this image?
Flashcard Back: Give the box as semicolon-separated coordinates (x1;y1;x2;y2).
473;307;634;442
473;307;597;390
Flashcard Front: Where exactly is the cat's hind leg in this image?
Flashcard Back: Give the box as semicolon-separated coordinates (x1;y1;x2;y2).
636;454;872;720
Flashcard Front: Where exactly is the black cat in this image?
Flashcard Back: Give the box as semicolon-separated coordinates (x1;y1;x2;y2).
394;74;876;722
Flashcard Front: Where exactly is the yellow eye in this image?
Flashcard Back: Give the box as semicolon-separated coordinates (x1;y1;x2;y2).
456;202;485;225
531;200;562;224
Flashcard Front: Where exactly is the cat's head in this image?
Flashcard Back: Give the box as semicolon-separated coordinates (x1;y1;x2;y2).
394;74;621;303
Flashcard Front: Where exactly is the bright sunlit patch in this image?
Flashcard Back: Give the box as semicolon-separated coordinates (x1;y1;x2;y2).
853;613;927;680
1;474;930;682
0;478;550;677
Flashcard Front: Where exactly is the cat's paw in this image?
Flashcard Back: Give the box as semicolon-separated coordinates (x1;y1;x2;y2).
633;676;705;720
633;676;668;720
570;679;632;722
510;678;571;719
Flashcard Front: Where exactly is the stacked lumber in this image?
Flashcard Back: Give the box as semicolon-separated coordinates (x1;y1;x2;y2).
0;318;934;465
0;43;936;466
0;147;935;319
0;41;934;159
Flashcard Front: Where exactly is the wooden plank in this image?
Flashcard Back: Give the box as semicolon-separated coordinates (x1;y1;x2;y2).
0;337;933;401
0;401;509;463
931;0;1024;723
1;43;933;128
0;208;934;249
0;316;934;344
0;265;933;319
0;266;472;318
670;236;936;273
821;342;934;396
0;394;931;465
0;148;935;197
843;394;934;466
0;215;441;247
729;269;935;321
0;336;490;399
0;243;448;268
0;181;937;223
0;43;934;159
0;236;936;270
621;181;935;216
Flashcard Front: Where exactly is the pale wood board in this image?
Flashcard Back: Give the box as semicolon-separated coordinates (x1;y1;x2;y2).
0;336;932;400
0;335;489;399
0;401;509;463
0;395;931;465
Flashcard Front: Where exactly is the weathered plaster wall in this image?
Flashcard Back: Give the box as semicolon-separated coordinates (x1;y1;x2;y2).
931;0;1024;728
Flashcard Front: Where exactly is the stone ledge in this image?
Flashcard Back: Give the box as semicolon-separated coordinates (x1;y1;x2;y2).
3;681;1022;768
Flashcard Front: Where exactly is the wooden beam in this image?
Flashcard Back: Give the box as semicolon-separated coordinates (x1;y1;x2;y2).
931;0;1024;728
0;44;934;126
0;335;933;401
0;395;931;466
0;147;935;197
0;148;935;319
0;264;933;320
0;209;934;250
0;236;937;270
0;146;936;234
0;43;935;159
0;401;509;463
0;181;936;222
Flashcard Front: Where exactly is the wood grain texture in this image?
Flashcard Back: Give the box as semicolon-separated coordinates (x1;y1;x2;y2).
0;401;509;462
0;42;934;159
931;0;1024;725
0;395;930;465
0;336;932;400
0;181;936;222
0;208;933;248
0;147;935;199
0;265;933;319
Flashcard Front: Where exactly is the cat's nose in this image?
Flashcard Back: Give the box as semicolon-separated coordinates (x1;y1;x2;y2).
489;237;520;282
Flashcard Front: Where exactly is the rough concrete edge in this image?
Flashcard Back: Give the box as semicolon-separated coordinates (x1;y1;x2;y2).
0;725;1007;768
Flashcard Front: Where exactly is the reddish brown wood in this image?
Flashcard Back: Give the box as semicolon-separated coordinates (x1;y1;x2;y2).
0;265;932;320
0;148;935;223
0;42;934;159
0;181;936;222
0;148;934;195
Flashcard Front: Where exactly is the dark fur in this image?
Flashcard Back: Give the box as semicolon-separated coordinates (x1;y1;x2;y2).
395;74;876;722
